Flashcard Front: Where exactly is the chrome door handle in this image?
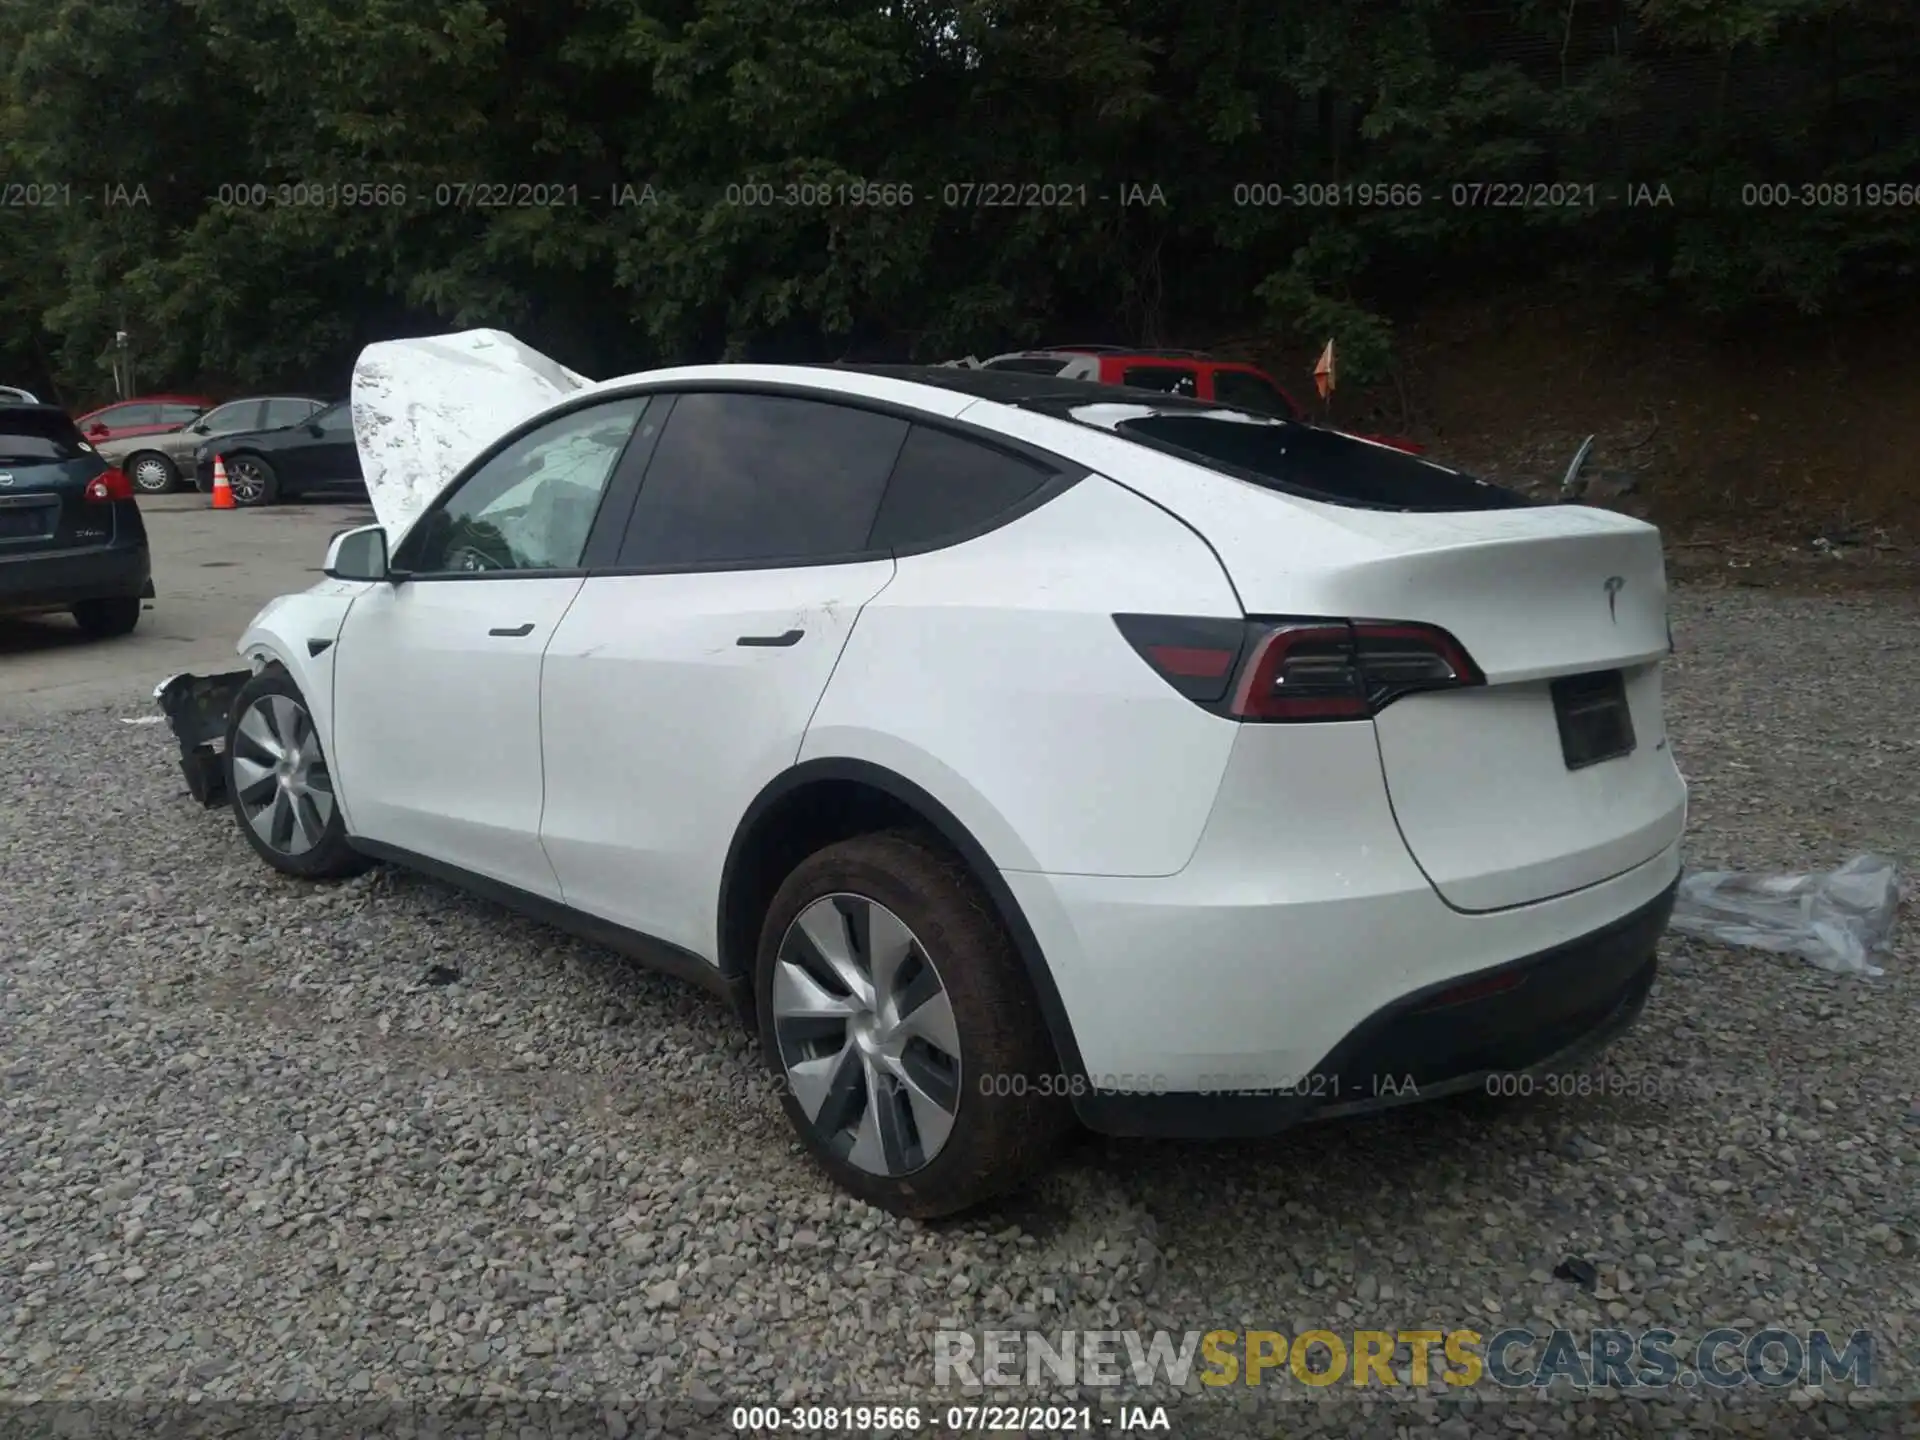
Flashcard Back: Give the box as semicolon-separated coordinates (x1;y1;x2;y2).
488;622;535;637
737;629;804;647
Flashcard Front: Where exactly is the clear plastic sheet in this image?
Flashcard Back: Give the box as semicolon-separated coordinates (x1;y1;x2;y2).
1669;854;1901;977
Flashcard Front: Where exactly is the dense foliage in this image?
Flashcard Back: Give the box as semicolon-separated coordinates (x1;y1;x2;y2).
2;0;1915;403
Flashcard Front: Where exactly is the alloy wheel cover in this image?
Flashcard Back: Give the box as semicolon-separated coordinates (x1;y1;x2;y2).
771;893;964;1176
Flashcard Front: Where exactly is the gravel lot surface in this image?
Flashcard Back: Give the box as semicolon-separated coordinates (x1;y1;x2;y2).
2;586;1916;1438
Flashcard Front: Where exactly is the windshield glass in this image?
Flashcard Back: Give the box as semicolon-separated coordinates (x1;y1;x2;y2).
0;409;88;464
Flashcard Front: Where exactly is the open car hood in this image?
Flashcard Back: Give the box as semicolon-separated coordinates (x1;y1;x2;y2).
350;329;591;537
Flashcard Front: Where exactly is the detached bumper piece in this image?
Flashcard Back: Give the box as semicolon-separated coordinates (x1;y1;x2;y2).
1076;878;1678;1140
154;669;251;807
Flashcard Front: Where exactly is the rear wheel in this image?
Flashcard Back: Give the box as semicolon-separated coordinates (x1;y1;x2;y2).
126;451;178;494
225;668;370;879
755;830;1070;1218
71;596;140;638
226;454;279;506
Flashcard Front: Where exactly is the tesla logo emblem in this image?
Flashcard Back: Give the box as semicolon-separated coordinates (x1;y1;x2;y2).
1603;575;1625;622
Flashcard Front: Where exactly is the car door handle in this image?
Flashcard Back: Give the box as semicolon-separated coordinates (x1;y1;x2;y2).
737;629;804;647
488;623;536;637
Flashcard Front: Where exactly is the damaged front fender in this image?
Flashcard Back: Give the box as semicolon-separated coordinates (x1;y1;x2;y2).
154;668;253;806
155;580;364;810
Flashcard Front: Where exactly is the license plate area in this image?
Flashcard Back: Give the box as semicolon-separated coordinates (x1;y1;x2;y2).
1550;669;1636;770
0;498;57;542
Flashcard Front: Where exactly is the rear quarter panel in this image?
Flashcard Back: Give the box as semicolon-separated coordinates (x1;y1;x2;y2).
803;474;1244;877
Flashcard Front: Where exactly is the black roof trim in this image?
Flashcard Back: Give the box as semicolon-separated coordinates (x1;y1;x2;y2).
827;363;1232;412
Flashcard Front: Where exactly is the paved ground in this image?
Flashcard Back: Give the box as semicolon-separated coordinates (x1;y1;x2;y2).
0;492;372;719
0;552;1915;1436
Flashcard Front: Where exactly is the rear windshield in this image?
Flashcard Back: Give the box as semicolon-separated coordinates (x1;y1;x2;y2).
1104;412;1534;512
0;407;89;464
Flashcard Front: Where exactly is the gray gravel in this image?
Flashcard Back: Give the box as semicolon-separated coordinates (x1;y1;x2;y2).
2;585;1917;1438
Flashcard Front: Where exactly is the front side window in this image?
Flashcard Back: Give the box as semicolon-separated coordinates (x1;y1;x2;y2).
158;403;206;425
401;397;648;575
311;402;354;434
618;393;907;567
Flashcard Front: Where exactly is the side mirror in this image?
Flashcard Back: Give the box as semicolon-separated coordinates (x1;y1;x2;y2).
189;421;209;434
324;524;389;582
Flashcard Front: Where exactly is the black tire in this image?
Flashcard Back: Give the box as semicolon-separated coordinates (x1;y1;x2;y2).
754;829;1071;1218
71;596;140;638
125;451;179;494
224;667;371;880
225;453;279;506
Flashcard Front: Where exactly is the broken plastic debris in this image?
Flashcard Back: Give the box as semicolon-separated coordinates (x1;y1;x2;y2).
1669;854;1900;978
1553;1256;1599;1291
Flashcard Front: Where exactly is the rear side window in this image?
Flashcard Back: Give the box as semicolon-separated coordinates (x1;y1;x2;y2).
619;393;907;566
1122;365;1198;397
262;399;316;427
1212;369;1297;418
1104;413;1534;512
868;424;1055;550
0;409;89;462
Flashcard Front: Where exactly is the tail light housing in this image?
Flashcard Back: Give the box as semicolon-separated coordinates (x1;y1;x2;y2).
1115;614;1483;721
84;467;134;503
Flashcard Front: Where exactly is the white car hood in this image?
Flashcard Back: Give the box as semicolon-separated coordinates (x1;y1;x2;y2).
350;328;591;537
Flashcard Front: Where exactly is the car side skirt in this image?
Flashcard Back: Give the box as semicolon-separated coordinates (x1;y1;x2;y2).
346;837;745;1010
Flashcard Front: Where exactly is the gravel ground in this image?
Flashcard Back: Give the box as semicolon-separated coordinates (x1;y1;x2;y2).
2;585;1916;1439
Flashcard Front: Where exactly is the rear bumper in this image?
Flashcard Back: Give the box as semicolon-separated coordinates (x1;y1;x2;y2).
1073;880;1672;1138
999;720;1684;1136
0;541;151;611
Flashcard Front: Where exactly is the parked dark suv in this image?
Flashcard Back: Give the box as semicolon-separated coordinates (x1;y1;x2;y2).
0;404;152;638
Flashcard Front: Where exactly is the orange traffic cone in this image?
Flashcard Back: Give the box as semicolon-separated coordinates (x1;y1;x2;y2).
210;455;236;510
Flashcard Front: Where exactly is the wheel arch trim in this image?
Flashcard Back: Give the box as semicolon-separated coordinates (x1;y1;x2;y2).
717;757;1088;1079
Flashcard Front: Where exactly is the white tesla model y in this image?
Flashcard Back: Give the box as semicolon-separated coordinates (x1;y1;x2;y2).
180;341;1686;1217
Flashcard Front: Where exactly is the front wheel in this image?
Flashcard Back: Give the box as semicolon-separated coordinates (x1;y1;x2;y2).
755;830;1071;1218
225;668;370;880
225;454;279;506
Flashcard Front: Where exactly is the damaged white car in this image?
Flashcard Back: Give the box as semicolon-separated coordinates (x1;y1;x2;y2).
159;329;1686;1217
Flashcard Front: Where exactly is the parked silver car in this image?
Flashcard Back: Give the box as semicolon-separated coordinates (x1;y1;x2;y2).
98;395;327;494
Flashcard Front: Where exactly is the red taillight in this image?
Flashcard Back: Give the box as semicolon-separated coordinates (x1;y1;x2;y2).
85;467;134;503
1117;614;1482;721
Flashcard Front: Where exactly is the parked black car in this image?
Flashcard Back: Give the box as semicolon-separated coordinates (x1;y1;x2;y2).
104;394;328;494
0;404;153;638
192;399;363;506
